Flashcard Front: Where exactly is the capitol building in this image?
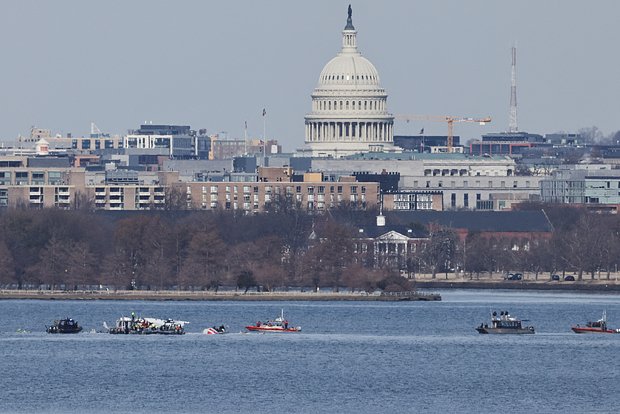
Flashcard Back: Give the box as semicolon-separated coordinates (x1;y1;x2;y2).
302;6;400;158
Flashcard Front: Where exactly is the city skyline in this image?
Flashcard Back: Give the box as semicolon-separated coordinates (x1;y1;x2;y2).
1;1;619;150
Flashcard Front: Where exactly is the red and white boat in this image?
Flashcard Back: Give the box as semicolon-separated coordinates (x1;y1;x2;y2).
571;311;620;334
246;310;301;333
203;325;227;335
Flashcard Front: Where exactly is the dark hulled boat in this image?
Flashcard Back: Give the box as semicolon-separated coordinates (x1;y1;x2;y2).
46;318;83;334
476;311;535;334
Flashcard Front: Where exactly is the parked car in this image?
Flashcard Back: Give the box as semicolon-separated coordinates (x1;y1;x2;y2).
564;275;576;281
504;273;523;281
551;274;560;281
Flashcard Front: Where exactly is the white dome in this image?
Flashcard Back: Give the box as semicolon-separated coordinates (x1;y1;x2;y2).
318;53;381;88
303;6;398;158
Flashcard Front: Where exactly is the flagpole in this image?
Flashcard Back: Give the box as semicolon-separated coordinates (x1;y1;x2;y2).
244;121;248;156
262;109;266;167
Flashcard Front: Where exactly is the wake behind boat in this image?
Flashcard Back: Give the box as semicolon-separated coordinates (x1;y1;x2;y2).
104;313;188;335
572;311;620;334
476;311;535;334
246;310;301;333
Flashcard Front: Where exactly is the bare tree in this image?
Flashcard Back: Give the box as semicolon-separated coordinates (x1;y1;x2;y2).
0;238;16;286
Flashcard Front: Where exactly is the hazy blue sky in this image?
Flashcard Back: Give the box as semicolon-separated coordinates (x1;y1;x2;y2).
1;1;618;150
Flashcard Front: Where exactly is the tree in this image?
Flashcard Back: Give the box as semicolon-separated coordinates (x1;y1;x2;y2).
462;232;494;279
33;236;69;289
554;214;604;280
65;241;98;289
420;224;457;279
164;185;189;210
180;229;227;290
101;249;133;290
0;238;16;286
72;191;95;211
236;270;257;293
307;220;355;291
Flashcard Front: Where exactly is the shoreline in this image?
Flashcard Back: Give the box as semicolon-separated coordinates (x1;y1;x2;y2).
414;280;620;292
0;290;439;301
1;280;620;301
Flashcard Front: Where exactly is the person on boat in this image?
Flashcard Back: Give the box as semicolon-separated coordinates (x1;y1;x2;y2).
257;321;261;327
284;321;289;329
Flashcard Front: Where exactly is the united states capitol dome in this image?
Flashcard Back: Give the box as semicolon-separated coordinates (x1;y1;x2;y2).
315;8;382;90
302;5;397;158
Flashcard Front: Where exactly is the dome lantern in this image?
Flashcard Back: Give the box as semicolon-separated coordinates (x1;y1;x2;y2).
342;4;357;51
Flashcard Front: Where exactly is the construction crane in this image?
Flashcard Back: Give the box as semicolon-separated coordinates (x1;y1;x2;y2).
395;114;491;152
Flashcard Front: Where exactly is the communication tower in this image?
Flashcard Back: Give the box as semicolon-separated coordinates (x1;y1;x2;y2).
509;45;518;133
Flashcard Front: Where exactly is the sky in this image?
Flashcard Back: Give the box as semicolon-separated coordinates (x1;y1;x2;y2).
1;0;619;151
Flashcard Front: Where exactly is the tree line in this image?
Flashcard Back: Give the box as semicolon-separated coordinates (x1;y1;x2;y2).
425;203;620;281
0;203;617;292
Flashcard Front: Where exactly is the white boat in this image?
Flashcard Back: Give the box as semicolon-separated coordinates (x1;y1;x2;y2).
104;313;189;335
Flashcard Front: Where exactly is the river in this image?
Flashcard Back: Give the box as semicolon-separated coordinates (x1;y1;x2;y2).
1;290;619;413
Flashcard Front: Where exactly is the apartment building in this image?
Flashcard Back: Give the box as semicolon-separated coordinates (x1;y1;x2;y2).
183;180;380;212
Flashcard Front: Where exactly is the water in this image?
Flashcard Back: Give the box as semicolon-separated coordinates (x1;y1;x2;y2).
1;290;619;413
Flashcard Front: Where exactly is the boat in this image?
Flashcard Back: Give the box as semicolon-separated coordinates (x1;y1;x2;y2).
104;313;188;335
203;325;227;335
246;310;301;333
476;311;535;334
571;311;620;334
46;318;83;334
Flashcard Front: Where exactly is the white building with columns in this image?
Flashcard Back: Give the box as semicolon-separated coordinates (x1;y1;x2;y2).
301;6;399;158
